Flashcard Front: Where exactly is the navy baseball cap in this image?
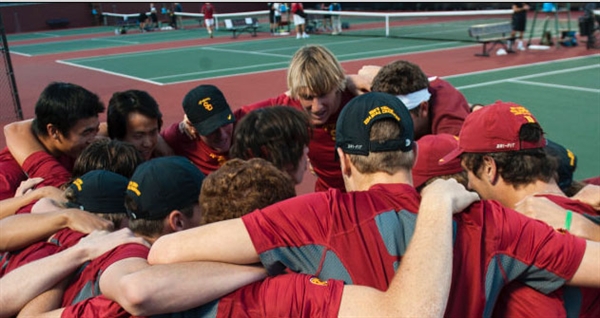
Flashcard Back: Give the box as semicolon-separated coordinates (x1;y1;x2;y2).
125;156;205;220
545;139;577;192
66;170;128;214
335;92;414;156
182;85;235;136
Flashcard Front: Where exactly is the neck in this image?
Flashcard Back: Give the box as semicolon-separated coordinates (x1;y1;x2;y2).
346;169;413;192
37;134;61;157
505;179;565;209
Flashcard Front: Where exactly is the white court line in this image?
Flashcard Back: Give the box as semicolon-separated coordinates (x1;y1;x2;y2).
9;51;32;57
56;60;164;86
456;64;600;90
90;38;140;45
336;42;460;58
446;54;600;79
32;32;61;38
201;46;289;58
509;79;600;93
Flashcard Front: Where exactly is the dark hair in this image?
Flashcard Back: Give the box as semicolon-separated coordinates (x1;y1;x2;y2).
371;60;429;95
200;158;296;224
107;90;163;140
230;106;312;176
125;201;195;237
71;139;144;179
462;123;557;187
32;82;104;137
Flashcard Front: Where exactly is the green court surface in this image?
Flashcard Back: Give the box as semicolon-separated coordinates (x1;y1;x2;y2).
446;55;600;181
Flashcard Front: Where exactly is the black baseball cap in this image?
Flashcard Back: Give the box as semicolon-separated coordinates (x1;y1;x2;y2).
182;85;235;136
545;139;577;191
125;156;205;220
66;170;128;214
335;92;414;156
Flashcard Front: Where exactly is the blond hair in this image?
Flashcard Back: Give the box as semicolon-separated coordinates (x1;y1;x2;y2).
287;45;346;98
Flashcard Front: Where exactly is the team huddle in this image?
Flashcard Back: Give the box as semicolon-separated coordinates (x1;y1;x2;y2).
0;44;598;317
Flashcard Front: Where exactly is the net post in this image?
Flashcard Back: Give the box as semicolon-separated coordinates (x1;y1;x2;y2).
385;15;389;37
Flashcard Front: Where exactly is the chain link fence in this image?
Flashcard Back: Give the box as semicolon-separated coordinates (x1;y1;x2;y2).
0;12;23;123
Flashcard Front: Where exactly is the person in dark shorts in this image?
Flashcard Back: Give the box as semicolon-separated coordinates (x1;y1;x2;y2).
509;3;530;51
139;12;149;31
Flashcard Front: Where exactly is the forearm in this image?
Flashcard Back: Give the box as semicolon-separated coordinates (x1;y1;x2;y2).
0;245;90;318
384;193;453;317
0;191;42;220
149;218;258;265
115;262;267;316
568;240;600;287
17;280;68;318
0;211;68;251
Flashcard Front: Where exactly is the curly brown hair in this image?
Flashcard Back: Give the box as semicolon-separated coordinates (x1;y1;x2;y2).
200;158;296;224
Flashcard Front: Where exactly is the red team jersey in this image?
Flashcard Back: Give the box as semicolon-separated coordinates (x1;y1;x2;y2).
493;195;600;318
427;76;471;136
0;148;72;202
201;3;214;19
61;243;149;317
241;184;587;317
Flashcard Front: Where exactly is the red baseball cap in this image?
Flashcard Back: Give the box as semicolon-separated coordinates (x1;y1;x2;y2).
440;101;546;164
413;134;464;188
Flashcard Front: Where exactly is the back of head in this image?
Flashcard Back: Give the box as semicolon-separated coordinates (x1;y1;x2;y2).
33;82;105;137
413;134;466;192
441;101;555;188
371;60;429;95
71;139;144;180
200;158;296;224
125;156;205;237
335;92;415;174
287;45;346;98
107;90;163;140
65;169;129;228
230;106;312;176
545;139;577;193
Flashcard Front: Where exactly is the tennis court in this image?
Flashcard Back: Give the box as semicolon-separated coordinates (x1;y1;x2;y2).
4;8;599;190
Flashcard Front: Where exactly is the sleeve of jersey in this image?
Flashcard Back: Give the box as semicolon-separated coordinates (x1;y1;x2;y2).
21;151;71;188
490;201;586;294
428;77;470;136
242;193;332;276
61;295;131;318
98;243;150;273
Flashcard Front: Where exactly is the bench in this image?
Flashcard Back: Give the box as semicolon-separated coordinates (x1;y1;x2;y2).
46;18;70;29
468;22;515;57
224;18;259;38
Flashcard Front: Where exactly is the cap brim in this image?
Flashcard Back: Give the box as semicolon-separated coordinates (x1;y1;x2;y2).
439;147;464;166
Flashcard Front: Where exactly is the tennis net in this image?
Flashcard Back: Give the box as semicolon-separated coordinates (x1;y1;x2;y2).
302;9;574;42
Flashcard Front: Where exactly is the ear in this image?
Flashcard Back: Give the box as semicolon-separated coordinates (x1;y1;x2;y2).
418;101;430;118
47;124;60;139
482;156;498;185
167;210;186;232
337;148;351;177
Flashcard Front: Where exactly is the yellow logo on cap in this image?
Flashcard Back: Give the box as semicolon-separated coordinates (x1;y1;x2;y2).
127;181;141;196
567;149;575;167
227;114;232;120
72;178;83;191
510;106;536;123
199;97;213;111
363;106;400;125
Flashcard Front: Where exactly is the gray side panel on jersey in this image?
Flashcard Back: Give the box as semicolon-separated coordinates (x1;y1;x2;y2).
582;214;600;225
259;245;324;276
483;254;568;318
70;269;101;305
318;250;353;284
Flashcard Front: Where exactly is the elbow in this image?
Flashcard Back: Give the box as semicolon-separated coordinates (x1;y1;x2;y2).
117;278;154;316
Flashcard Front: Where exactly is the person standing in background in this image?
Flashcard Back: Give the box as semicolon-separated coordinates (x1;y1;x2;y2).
329;2;342;35
509;3;530;51
291;2;309;39
201;2;215;38
173;3;183;29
